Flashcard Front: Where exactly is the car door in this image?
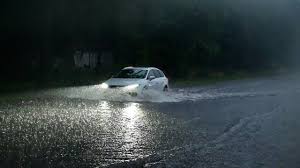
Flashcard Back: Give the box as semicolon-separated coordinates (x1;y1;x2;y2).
146;70;157;90
158;70;168;88
153;70;164;90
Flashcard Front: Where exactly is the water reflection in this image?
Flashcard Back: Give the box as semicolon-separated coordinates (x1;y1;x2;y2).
121;103;144;152
123;103;141;119
94;101;146;155
0;98;166;167
98;101;111;119
99;101;110;111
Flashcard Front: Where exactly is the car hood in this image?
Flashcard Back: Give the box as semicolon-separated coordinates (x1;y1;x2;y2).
105;78;145;86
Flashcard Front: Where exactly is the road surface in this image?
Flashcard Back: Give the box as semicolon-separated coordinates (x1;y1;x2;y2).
1;74;300;167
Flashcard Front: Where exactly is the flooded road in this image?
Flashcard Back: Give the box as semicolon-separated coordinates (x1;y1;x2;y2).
1;75;300;167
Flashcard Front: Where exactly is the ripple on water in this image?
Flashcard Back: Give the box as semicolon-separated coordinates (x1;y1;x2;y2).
0;84;278;167
36;84;274;103
0;99;196;167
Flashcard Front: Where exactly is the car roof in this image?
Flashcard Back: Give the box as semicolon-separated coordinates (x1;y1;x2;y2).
123;67;160;71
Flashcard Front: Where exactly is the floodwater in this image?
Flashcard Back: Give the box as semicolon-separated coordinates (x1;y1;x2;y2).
1;75;300;167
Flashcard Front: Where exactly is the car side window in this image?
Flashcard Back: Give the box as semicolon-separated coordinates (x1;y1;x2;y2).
147;70;155;79
153;70;161;78
158;70;165;77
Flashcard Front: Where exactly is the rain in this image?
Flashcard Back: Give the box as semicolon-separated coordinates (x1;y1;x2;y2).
1;0;300;167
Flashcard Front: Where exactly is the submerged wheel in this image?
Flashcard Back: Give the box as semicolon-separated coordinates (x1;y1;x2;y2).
163;86;168;92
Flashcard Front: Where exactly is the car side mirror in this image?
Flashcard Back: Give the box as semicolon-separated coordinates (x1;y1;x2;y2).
148;75;155;81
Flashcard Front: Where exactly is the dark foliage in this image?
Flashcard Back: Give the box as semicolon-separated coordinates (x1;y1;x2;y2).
1;0;300;82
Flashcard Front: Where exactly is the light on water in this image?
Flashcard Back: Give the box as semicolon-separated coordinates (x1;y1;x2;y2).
123;103;141;118
0;78;292;167
122;103;144;151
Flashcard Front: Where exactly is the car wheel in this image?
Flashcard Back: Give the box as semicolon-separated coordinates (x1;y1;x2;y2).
163;86;168;92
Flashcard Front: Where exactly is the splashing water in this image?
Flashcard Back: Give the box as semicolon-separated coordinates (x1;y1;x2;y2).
33;84;273;103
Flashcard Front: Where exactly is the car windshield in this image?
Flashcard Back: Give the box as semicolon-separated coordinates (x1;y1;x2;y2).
113;69;148;79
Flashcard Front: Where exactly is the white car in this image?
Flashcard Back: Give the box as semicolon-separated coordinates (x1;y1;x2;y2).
100;67;169;96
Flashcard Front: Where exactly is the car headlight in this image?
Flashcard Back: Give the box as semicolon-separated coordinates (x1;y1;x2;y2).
124;84;139;90
100;83;109;89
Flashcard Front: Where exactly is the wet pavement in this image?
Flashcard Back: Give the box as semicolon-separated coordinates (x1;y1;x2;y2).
1;74;300;167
